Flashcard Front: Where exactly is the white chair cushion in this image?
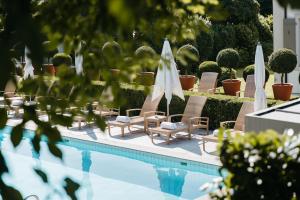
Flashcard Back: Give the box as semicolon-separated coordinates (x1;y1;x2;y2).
11;99;23;106
116;116;131;123
160;122;177;130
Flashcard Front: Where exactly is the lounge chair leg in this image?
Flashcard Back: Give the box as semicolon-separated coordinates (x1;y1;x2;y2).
151;131;155;144
121;127;125;137
203;139;206;152
78;120;82;130
108;125;111;136
166;135;170;145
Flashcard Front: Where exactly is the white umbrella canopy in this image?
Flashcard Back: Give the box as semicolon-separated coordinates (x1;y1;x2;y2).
152;39;185;116
254;42;267;111
23;47;34;79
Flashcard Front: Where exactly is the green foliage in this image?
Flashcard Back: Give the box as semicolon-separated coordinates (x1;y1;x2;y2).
211;24;236;58
176;44;200;75
218;67;237;86
134;45;157;72
220;0;260;23
52;53;72;67
210;130;300;200
102;41;122;68
196;29;214;61
197;61;221;80
268;48;297;74
216;48;240;72
243;64;270;82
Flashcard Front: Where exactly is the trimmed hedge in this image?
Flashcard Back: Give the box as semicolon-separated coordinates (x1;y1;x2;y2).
114;83;280;129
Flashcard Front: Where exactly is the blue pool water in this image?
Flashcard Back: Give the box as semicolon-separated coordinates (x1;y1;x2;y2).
0;126;220;200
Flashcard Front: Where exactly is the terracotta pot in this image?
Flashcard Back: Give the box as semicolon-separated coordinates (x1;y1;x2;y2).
111;69;120;76
44;64;56;75
179;75;196;90
222;79;241;96
137;72;155;86
272;83;293;101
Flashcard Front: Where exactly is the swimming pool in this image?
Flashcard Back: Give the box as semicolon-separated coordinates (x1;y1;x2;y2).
0;126;220;200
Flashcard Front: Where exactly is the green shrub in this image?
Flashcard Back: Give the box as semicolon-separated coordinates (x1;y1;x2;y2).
135;45;157;72
102;41;122;68
209;130;300;200
196;30;214;61
243;64;270;82
52;53;72;67
99;82;280;129
197;61;221;80
268;48;297;83
176;44;199;75
218;67;237;86
216;48;240;79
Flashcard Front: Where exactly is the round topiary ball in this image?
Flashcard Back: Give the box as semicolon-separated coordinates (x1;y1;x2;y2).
197;61;221;80
135;46;156;58
52;53;72;67
102;41;122;57
218;67;237;86
243;64;270;82
268;48;297;74
216;48;240;70
176;44;199;75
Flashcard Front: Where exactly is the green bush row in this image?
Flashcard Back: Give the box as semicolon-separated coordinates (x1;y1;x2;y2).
117;84;280;129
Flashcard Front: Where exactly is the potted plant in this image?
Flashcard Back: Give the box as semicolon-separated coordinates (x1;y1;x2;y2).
268;48;297;101
176;44;199;90
102;41;122;76
134;45;157;86
243;64;270;84
43;41;58;75
216;48;241;95
52;52;72;75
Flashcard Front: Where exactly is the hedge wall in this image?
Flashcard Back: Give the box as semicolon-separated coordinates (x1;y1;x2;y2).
116;84;281;129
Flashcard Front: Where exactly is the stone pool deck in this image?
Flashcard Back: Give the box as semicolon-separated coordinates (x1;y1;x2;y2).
6;117;221;166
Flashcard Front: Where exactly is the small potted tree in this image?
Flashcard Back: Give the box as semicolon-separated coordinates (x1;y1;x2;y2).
268;48;297;101
43;41;58;75
134;45;157;86
176;44;199;90
217;48;241;95
102;41;122;76
197;61;222;80
52;52;72;75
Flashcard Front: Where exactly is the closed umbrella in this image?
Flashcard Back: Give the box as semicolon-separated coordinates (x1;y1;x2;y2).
75;42;83;75
23;47;34;79
152;39;185;116
254;42;267;111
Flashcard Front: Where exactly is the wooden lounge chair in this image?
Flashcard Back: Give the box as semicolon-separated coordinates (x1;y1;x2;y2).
148;96;209;144
92;102;120;118
107;93;164;137
198;72;218;94
202;101;254;151
236;75;255;98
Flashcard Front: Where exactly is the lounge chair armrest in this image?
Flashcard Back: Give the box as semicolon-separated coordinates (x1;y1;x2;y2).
188;117;209;126
143;111;165;118
220;121;236;129
126;108;142;117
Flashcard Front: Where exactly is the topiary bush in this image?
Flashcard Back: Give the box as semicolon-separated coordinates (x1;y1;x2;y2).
216;48;240;79
176;44;199;75
243;64;270;82
102;41;122;68
52;53;72;67
209;130;300;200
197;61;221;80
134;45;157;72
218;67;237;86
268;48;297;84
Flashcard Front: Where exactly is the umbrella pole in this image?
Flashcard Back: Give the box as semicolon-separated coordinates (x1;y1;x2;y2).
167;103;169;117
